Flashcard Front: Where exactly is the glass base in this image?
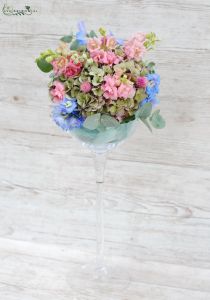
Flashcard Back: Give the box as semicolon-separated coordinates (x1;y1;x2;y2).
66;255;133;300
81;257;108;280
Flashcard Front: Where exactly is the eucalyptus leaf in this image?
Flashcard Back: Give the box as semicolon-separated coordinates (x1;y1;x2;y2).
141;119;152;132
94;128;117;145
36;58;53;73
83;113;101;130
100;114;119;129
89;30;97;38
60;35;73;43
70;40;81;50
150;110;166;129
136;102;152;120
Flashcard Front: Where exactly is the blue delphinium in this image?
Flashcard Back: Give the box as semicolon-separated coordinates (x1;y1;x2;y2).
52;98;84;131
76;21;87;45
140;73;160;107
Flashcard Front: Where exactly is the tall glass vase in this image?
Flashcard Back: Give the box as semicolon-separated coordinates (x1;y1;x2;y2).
71;120;137;278
93;152;107;276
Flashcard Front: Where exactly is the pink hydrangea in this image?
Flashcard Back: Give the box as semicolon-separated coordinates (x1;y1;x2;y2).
101;75;118;100
90;50;122;65
136;76;148;88
80;81;92;93
51;57;68;75
124;33;146;61
63;59;82;78
87;38;102;52
50;81;65;102
118;83;136;99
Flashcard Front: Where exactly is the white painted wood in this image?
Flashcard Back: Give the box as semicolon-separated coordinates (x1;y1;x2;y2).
0;0;210;299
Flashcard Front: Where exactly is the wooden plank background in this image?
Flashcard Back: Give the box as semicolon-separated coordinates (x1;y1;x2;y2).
0;0;210;299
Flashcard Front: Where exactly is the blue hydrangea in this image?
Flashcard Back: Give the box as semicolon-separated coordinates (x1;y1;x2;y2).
52;98;84;131
76;21;87;45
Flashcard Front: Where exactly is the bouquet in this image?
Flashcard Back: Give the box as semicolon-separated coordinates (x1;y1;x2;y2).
36;22;165;134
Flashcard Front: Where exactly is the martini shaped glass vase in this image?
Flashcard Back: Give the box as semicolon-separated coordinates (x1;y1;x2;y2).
71;120;137;278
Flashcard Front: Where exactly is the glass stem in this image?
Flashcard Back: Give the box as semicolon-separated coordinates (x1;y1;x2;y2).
93;152;107;267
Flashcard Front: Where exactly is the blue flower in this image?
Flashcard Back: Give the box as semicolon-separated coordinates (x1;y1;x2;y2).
140;73;160;107
146;73;160;97
141;96;160;107
59;98;77;114
116;38;124;46
52;98;84;131
76;21;87;45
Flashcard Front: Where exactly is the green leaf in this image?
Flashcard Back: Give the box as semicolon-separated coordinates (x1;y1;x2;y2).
121;115;136;124
83;113;101;130
89;30;97;38
36;58;53;73
99;27;106;36
100;114;119;128
60;35;73;43
150;110;166;129
141;119;152;132
70;40;81;50
136;102;152;120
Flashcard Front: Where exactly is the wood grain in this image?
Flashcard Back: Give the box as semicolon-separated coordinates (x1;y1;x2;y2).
0;0;210;299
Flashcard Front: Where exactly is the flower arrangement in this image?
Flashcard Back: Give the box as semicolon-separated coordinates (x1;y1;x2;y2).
36;22;165;133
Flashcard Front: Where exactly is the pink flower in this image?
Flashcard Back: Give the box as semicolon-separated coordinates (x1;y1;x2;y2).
101;75;118;100
63;59;82;78
102;75;135;100
90;50;122;65
87;38;102;52
50;81;65;102
80;81;92;93
124;32;146;61
106;36;117;49
106;51;122;65
100;36;116;50
136;76;148;88
118;83;136;99
51;57;68;75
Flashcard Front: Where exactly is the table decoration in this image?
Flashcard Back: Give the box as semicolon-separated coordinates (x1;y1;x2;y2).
36;21;165;278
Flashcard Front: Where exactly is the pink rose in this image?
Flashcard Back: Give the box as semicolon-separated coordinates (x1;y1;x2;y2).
124;32;146;61
136;76;148;88
101;75;118;100
63;59;82;78
87;38;102;52
80;81;92;93
118;83;136;99
50;81;65;102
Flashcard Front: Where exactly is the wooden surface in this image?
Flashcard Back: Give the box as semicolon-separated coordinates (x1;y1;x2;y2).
0;0;210;299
